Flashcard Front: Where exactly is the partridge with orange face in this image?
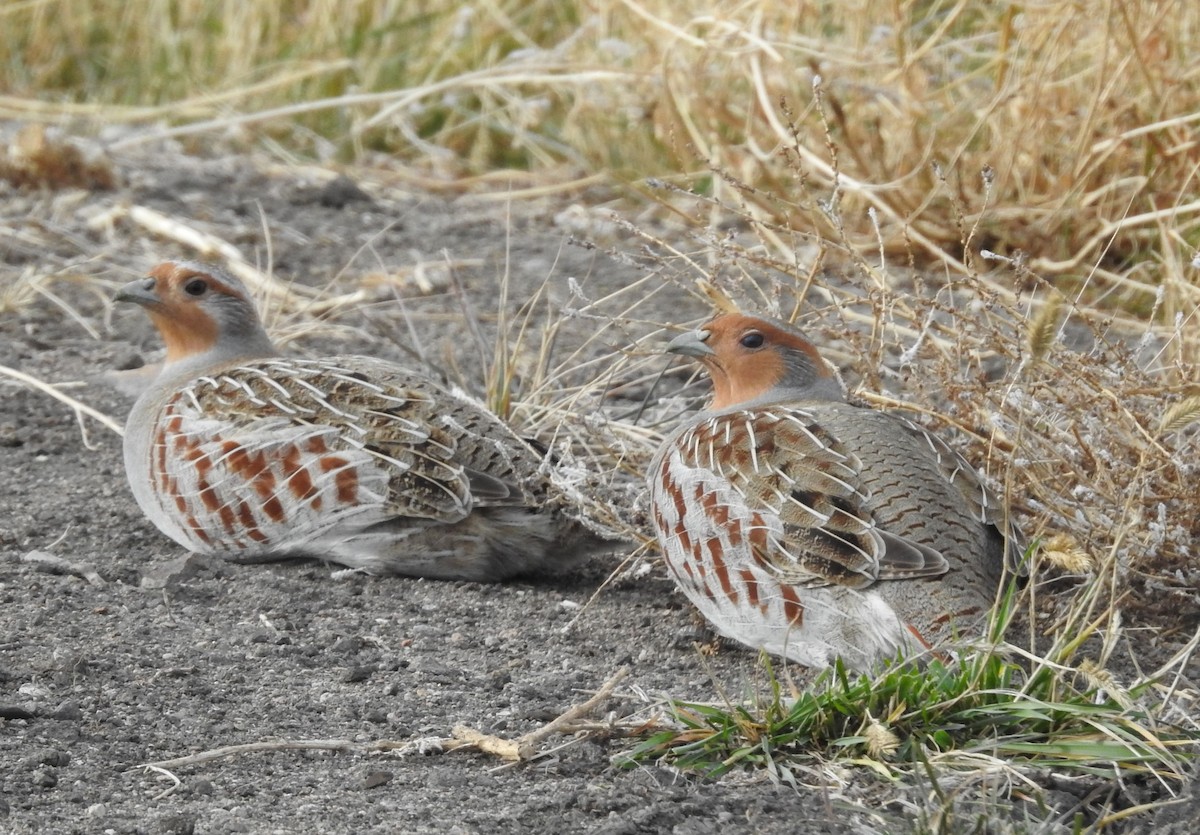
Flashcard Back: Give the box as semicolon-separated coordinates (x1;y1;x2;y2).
117;261;604;580
648;313;1024;671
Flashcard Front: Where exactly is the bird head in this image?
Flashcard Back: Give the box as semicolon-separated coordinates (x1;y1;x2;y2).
116;261;277;369
666;313;845;409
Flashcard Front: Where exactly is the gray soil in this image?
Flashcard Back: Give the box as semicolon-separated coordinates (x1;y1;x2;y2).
1;141;1194;834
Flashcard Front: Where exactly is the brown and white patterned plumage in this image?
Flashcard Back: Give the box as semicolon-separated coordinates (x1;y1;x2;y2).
117;261;602;581
648;313;1024;671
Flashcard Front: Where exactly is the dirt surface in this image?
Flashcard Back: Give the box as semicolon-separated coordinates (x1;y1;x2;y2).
0;140;1193;833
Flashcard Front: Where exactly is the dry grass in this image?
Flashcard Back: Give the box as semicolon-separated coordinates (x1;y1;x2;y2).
3;0;1199;299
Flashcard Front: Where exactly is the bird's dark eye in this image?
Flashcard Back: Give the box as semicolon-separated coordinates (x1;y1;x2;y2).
183;279;208;296
739;331;765;349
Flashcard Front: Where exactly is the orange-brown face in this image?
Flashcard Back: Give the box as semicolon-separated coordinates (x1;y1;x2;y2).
116;263;247;363
668;313;838;409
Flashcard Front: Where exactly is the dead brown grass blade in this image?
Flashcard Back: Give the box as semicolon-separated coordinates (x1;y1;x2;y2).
4;0;1198;310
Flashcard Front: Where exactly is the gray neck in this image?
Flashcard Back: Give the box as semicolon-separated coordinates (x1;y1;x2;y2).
156;335;278;389
781;375;846;403
716;378;847;414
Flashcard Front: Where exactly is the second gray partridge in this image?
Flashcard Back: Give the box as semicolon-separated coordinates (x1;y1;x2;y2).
647;313;1025;671
117;260;607;581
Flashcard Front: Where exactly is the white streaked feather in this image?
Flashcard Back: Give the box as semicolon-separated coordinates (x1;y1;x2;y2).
745;418;761;473
267;397;298;415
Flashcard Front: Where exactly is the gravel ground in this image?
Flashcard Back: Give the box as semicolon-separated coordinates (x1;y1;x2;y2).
1;138;1193;834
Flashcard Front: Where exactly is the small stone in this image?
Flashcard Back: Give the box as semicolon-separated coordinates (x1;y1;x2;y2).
329;636;361;655
158;812;197;834
0;705;36;720
111;350;146;372
21;748;69;769
363;770;393;790
244;628;273;645
317;175;372;209
50;700;83;721
343;665;375;683
139;552;210;591
189;778;215;797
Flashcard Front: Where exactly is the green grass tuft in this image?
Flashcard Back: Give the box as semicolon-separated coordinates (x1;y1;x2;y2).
621;650;1194;780
618;580;1197;783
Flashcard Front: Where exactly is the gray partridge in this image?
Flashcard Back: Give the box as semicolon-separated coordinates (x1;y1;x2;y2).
117;260;604;581
647;313;1025;671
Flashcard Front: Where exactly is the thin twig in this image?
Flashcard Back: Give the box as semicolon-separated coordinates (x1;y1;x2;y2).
132;666;633;772
516;665;630;757
133;739;369;770
20;549;107;587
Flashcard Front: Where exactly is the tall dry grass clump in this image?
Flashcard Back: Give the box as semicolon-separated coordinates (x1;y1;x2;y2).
3;0;1198;300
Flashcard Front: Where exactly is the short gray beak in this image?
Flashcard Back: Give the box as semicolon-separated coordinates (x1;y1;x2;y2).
664;328;714;358
114;277;160;307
